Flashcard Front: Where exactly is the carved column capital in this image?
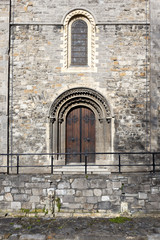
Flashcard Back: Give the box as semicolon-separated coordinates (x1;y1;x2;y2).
58;118;64;124
50;118;56;124
106;118;111;124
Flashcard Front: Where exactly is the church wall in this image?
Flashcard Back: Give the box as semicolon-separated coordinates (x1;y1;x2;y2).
10;15;150;157
0;1;10;160
150;0;160;151
12;0;148;24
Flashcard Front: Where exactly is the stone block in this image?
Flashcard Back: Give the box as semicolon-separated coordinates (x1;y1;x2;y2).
94;189;102;196
90;179;107;188
138;192;148;200
148;235;160;240
83;203;95;210
5;193;13;201
4;187;11;193
149;202;160;209
62;195;74;203
71;179;88;189
66;189;75;195
30;196;40;203
25;189;31;194
75;190;82;197
101;196;110;201
55;189;66;195
62;203;82;209
11;202;21;210
125;197;135;203
25;183;50;188
86;197;97;204
12;181;24;188
8;234;19;240
57;181;70;189
152;178;160;186
42;189;47;196
112;181;121;189
47;188;55;196
151;188;159;194
97;201;111;210
75;197;86;203
121;202;128;213
82;190;93;197
138;200;145;206
19;234;46;240
0;195;4;201
32;188;43;196
13;194;28;202
21;202;32;209
32;177;45;182
2;180;11;186
11;189;19;194
102;188;113;195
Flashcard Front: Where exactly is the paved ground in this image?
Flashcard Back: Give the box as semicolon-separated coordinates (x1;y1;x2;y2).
0;217;160;239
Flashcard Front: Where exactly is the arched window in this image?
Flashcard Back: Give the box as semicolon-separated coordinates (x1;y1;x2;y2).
71;20;88;66
62;10;96;72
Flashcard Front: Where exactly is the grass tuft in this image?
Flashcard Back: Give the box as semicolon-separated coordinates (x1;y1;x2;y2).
109;217;131;224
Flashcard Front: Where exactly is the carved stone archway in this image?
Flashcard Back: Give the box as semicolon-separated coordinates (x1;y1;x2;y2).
49;88;113;164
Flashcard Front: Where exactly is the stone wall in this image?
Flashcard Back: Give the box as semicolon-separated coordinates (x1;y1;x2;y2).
150;0;160;151
2;0;160;167
12;0;148;24
9;0;150;161
0;173;160;217
0;1;9;160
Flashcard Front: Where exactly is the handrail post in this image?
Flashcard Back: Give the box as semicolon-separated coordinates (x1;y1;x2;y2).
7;154;9;174
85;155;88;174
153;153;155;173
119;154;121;173
17;155;19;175
51;155;53;174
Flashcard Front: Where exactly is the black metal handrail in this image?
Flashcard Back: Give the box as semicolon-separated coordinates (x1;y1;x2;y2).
0;152;160;174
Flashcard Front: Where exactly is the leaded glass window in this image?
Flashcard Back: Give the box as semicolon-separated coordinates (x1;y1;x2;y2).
71;20;88;66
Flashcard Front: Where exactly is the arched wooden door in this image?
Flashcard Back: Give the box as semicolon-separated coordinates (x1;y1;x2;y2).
66;107;95;163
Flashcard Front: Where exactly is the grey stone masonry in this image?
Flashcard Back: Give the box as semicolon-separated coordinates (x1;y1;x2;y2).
0;173;160;217
0;1;9;161
11;0;148;24
1;0;160;169
150;0;160;151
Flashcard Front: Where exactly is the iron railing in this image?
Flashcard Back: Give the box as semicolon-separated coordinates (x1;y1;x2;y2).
0;152;160;174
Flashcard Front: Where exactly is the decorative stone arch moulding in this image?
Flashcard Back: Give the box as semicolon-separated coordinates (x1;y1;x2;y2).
63;9;96;26
49;87;111;121
62;9;96;72
49;88;113;165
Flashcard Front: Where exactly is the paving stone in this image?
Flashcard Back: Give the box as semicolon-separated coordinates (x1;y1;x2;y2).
19;234;46;240
0;217;159;239
148;234;160;240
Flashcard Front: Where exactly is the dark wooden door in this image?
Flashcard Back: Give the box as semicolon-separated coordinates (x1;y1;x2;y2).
66;107;95;163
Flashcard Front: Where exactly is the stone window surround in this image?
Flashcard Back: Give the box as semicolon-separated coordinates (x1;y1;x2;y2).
49;88;113;165
62;9;96;72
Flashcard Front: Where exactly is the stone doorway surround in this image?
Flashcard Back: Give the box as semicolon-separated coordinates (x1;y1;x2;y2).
49;87;114;167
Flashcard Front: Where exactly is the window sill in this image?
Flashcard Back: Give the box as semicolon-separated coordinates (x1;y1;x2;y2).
61;66;97;73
